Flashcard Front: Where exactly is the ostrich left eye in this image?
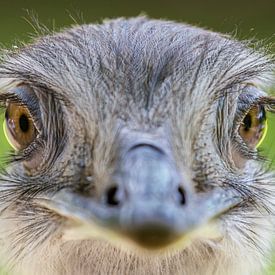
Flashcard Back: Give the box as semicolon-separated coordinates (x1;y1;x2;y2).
3;102;37;151
239;105;267;149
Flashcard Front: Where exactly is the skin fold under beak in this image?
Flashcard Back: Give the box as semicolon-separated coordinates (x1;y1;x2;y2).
36;144;242;250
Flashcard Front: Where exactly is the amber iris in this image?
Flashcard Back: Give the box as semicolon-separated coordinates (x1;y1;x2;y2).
4;103;36;150
239;105;267;149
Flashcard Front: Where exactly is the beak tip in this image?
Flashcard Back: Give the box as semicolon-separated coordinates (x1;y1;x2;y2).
122;223;182;249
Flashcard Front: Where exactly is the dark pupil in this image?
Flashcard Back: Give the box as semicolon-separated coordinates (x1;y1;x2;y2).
19;114;29;133
243;113;252;131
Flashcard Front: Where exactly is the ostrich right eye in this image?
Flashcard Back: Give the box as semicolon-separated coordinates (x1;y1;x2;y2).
239;104;267;149
3;102;37;150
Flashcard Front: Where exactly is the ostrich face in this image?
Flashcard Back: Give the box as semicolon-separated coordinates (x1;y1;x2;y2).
0;17;274;275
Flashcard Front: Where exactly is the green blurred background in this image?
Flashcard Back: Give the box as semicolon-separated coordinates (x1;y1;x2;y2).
0;0;274;274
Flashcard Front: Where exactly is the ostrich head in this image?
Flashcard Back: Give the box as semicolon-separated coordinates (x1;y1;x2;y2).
0;17;274;275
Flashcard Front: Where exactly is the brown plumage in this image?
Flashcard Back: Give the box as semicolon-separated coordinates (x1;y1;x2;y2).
0;17;274;275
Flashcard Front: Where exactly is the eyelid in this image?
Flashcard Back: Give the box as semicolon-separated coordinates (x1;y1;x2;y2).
256;119;268;149
236;96;266;126
1;86;42;130
237;85;267;109
11;86;40;115
240;96;275;117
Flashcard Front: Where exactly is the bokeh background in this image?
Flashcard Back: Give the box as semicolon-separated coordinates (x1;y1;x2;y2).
0;0;274;274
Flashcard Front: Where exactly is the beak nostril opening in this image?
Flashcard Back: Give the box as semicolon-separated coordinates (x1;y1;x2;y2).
105;185;121;206
177;186;186;205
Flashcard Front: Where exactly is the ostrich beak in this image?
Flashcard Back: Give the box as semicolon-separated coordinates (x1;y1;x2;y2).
37;144;241;250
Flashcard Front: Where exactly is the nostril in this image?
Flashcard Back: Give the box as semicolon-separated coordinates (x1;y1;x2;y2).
105;185;121;206
177;186;186;205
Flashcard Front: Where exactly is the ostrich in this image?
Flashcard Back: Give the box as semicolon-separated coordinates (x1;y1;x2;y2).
0;16;274;275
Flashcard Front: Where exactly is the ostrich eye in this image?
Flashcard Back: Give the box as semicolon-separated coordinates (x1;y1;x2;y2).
3;102;37;150
239;105;267;149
